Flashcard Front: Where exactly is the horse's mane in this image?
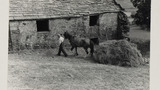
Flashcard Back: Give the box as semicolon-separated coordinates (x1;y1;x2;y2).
64;32;89;41
65;32;76;38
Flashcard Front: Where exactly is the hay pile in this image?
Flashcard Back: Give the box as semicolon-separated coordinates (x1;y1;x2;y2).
93;40;145;67
130;39;150;57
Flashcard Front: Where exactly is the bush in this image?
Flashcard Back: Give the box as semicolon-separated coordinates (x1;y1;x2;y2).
93;40;145;67
117;11;130;39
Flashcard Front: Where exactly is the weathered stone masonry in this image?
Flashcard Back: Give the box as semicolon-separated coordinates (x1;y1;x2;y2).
9;0;123;50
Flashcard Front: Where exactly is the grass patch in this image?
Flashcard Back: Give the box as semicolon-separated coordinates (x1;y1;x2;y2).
8;49;149;90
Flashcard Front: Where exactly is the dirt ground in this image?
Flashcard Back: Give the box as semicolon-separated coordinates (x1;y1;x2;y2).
8;48;149;90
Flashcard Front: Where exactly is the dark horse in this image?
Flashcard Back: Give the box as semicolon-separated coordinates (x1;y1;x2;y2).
63;32;98;56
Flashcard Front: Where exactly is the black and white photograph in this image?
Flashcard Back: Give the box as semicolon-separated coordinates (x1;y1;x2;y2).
1;0;155;89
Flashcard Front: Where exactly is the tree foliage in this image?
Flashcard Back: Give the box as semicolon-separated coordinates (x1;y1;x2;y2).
117;11;130;40
131;0;151;29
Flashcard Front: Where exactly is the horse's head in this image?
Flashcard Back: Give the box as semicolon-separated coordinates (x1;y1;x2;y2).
63;31;71;39
63;32;67;39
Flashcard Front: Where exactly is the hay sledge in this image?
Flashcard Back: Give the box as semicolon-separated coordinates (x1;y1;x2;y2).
93;40;145;67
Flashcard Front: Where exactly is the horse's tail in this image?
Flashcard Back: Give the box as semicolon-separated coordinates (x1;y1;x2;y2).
90;38;99;45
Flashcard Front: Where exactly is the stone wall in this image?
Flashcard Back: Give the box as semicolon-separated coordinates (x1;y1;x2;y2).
49;16;90;37
9;21;37;50
9;21;20;51
9;12;119;50
99;13;118;40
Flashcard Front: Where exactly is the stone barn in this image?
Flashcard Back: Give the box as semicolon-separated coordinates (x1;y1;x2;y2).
9;0;126;51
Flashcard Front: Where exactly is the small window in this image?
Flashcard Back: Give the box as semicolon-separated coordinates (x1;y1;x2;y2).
36;20;49;32
89;15;99;26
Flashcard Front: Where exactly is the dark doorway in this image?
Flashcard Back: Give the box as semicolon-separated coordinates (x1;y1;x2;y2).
36;20;49;32
89;15;99;26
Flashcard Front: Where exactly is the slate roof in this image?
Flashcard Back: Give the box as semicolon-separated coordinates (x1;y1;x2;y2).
10;0;122;20
115;0;137;12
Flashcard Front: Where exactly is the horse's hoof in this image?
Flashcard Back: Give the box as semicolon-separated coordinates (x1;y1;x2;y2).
65;55;68;57
90;54;93;57
74;54;78;56
84;55;88;58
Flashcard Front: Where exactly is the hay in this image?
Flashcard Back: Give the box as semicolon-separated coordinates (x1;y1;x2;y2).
130;38;150;57
93;40;145;67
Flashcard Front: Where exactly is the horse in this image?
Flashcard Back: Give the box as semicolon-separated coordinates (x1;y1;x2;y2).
63;31;99;56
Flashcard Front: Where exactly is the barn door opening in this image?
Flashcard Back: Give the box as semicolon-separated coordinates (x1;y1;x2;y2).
89;15;99;26
89;15;99;38
36;20;49;32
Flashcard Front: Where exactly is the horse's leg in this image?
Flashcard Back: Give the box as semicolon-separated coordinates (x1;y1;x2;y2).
75;47;78;56
83;47;89;54
90;42;94;57
71;46;74;51
83;47;89;58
